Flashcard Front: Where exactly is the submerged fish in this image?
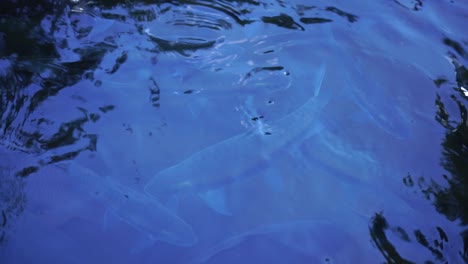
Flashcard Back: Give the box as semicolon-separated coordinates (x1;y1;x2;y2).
60;161;197;247
343;54;418;140
190;220;372;264
144;63;335;206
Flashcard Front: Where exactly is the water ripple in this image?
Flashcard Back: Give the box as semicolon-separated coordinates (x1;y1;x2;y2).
0;1;467;263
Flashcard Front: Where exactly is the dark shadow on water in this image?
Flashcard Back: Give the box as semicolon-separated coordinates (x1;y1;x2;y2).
369;212;452;263
0;157;26;245
369;213;415;264
0;0;122;242
399;39;468;263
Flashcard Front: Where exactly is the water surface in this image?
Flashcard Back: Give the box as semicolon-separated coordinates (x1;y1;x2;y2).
0;0;467;263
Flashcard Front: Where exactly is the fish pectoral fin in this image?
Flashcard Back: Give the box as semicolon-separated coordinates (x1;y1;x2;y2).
198;188;232;216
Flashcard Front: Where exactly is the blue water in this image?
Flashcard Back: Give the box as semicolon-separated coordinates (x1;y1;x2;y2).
0;0;467;263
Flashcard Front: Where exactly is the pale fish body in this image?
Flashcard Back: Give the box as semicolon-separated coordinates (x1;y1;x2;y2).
189;220;372;264
64;162;197;247
144;63;334;202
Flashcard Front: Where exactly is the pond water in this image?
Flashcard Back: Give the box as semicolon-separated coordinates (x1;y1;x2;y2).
0;0;467;263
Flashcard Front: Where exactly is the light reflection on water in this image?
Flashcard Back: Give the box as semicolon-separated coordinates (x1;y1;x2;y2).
0;1;467;263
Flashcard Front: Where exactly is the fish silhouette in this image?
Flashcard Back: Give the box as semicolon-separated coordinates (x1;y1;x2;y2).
343;54;417;140
189;219;372;264
60;161;197;248
144;63;334;210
